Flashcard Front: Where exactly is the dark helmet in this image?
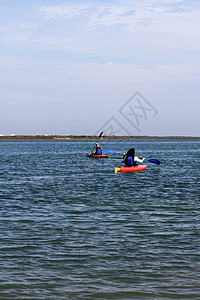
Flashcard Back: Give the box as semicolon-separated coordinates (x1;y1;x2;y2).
126;148;135;157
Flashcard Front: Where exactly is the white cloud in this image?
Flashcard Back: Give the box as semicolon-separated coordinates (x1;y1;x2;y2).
1;1;200;65
37;5;89;20
31;1;200;65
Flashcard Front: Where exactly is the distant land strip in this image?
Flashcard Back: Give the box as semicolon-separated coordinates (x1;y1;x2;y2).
0;135;199;140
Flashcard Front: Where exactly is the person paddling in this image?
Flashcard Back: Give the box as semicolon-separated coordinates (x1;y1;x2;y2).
122;148;145;167
92;142;102;155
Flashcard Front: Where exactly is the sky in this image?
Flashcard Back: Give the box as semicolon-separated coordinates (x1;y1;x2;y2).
0;0;200;136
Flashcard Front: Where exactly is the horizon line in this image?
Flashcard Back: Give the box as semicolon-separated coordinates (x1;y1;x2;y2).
0;135;199;139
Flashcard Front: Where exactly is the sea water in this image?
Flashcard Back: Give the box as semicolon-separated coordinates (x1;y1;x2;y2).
0;138;199;299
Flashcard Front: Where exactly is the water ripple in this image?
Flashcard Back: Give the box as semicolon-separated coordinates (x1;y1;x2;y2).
0;139;199;299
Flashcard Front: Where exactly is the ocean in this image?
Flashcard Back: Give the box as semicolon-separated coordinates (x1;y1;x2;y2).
0;138;199;299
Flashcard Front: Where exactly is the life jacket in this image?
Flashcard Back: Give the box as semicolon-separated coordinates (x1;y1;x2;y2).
125;148;135;166
96;147;102;155
126;156;133;166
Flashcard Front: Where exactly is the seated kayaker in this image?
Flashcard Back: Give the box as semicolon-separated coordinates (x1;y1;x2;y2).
122;148;145;166
92;142;102;155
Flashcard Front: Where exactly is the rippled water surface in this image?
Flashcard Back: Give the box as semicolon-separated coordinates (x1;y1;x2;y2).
0;138;199;299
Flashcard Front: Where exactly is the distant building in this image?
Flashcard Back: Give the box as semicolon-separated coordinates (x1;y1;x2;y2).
10;134;17;136
0;134;4;136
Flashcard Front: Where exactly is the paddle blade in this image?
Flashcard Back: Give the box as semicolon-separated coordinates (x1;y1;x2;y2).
104;149;118;154
147;159;161;165
98;131;103;139
104;149;124;155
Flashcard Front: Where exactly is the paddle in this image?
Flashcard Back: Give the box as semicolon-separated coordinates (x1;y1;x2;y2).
145;158;160;165
104;149;160;165
97;131;103;142
104;149;123;155
91;132;103;153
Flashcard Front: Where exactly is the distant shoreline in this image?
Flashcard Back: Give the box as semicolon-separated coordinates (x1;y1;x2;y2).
0;135;199;140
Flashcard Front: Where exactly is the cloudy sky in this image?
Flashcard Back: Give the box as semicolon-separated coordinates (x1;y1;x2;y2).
1;0;200;136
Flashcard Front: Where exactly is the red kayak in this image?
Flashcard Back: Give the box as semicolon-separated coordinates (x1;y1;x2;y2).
86;153;109;158
115;165;147;173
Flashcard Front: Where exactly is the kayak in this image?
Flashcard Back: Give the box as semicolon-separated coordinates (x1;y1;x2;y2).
115;165;147;173
86;153;109;158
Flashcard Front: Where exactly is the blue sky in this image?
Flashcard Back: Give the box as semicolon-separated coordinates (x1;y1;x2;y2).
1;0;200;136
